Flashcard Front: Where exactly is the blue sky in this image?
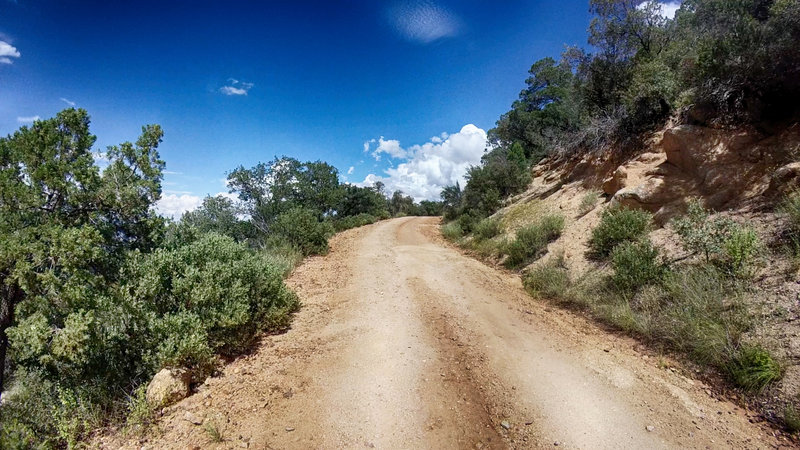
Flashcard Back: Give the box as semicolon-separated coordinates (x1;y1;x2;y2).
2;1;617;216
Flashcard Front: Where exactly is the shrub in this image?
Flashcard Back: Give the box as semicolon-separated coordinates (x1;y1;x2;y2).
726;345;783;393
504;214;564;268
589;207;652;258
333;213;378;232
270;207;334;256
673;200;761;277
473;218;502;240
785;404;800;433
122;233;299;375
457;213;480;234
672;200;736;262
441;221;464;241
719;226;761;279
524;256;570;299
610;239;664;292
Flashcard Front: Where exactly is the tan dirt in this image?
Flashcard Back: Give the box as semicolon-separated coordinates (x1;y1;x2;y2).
105;217;786;449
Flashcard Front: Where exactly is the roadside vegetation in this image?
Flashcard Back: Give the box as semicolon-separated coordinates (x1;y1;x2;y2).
0;109;441;448
442;0;799;428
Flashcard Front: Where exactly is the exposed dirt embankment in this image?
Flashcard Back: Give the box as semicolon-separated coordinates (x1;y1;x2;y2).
100;218;780;449
488;121;800;429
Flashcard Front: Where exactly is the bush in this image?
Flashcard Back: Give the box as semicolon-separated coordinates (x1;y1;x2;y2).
473;218;502;240
441;221;464;241
780;190;800;243
457;213;480;234
720;226;761;279
122;233;299;375
589;207;652;258
504;214;564;268
333;213;378;232
610;239;664;292
524;256;570;299
673;200;760;277
726;345;783;393
270;207;334;256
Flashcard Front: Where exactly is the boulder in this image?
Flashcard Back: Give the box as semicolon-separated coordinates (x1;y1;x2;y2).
612;178;673;213
146;368;192;407
602;166;628;195
766;162;800;196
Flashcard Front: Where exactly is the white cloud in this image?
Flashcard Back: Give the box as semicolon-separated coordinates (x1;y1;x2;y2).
387;1;460;44
16;115;39;124
369;136;407;160
659;1;681;19
91;151;109;163
219;78;254;96
358;124;487;202
0;40;20;65
639;1;681;19
60;97;76;107
347;166;355;175
155;193;203;219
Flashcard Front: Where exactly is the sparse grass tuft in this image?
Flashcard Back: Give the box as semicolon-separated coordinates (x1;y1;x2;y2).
204;417;226;443
124;385;154;433
588;207;651;259
726;344;783;393
503;214;565;269
780;190;800;238
578;190;601;216
523;254;570;300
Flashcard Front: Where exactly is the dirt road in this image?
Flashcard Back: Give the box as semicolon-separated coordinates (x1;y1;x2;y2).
119;217;784;449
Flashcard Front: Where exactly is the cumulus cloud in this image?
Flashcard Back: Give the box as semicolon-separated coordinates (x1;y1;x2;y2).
387;1;460;44
0;40;20;65
16;115;39;124
60;97;76;107
219;78;254;96
358;124;487;202
155;193;203;219
368;137;407;161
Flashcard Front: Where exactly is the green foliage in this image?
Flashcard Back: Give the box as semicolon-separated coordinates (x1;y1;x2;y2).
610;239;664;291
524;255;570;299
473;218;502;241
441;221;464;241
589;207;651;258
673;200;761;277
504;214;565;269
125;385;155;431
785;404;800;433
726;344;783;392
180;195;253;243
123;233;299;369
270;207;334;256
333;213;379;232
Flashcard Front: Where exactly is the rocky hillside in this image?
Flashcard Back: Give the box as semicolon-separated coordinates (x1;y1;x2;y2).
465;121;800;430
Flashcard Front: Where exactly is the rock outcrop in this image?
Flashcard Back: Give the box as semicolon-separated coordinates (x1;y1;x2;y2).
146;368;192;407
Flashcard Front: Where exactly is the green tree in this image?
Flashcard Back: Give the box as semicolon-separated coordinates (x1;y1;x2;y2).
180;195;253;242
0;109;164;397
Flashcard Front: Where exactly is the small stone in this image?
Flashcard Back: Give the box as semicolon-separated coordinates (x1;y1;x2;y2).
183;411;203;425
554;442;560;447
233;368;241;375
239;443;249;448
646;425;655;432
500;420;511;430
286;426;295;432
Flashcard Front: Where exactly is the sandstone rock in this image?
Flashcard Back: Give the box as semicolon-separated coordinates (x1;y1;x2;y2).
183;411;203;425
602;166;628;195
146;369;192;407
612;178;673;213
766;162;800;196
